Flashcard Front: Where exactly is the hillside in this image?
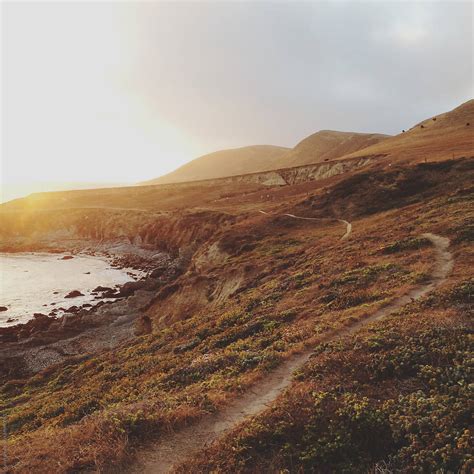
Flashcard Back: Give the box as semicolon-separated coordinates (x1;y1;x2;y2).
344;99;474;163
143;132;389;186
5;97;470;214
1;157;472;473
0;101;472;473
279;130;389;168
143;100;473;187
142;145;289;185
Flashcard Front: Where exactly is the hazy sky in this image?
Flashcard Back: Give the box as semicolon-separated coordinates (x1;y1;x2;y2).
2;1;473;200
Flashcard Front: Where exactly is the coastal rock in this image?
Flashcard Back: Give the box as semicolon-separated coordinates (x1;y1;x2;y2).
31;313;54;333
65;290;84;298
93;286;113;292
61;314;78;329
60;255;74;260
0;306;8;312
115;279;158;297
102;289;118;298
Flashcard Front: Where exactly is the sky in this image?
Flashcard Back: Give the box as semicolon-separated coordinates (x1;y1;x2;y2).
1;1;473;201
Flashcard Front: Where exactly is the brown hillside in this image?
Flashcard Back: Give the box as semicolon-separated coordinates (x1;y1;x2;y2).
279;130;389;168
143;131;389;186
143;100;472;187
343;99;474;163
142;145;289;185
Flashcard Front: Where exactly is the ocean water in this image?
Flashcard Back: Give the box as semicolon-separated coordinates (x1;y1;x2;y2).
0;252;141;327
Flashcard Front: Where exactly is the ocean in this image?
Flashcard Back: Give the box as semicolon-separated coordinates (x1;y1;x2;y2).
0;252;140;327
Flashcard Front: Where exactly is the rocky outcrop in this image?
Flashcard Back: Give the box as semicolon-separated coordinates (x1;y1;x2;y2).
278;156;376;184
65;290;84;298
178;155;376;188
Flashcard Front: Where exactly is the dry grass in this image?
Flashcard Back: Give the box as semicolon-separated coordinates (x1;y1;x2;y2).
0;157;472;472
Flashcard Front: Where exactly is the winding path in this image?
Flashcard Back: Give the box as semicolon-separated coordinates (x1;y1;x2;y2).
258;210;352;240
128;232;452;473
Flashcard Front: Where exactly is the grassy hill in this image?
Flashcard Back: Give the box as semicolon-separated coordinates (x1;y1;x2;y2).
142;132;389;185
278;130;389;168
344;99;474;163
143;100;473;186
142;145;289;185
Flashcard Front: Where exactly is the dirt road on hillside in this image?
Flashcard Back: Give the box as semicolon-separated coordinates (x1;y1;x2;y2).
127;232;452;474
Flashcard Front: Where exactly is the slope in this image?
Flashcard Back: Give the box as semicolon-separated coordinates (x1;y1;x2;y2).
142;145;289;185
343;99;474;163
278;130;389;168
1;157;472;473
143;131;389;186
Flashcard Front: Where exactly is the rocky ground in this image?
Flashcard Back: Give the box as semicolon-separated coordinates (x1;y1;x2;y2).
0;246;186;381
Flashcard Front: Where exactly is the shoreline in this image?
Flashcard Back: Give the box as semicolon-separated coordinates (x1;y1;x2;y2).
0;251;146;328
0;244;183;378
0;244;176;339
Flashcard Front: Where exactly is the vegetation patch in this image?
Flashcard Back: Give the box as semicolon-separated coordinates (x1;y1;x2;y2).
380;237;432;254
182;311;473;473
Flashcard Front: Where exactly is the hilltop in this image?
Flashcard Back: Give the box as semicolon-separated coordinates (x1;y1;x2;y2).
142;145;289;185
143;100;473;187
344;99;474;163
3;100;471;213
279;130;389;168
142;131;389;185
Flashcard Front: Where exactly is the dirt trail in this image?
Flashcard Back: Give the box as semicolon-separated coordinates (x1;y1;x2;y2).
258;210;352;240
128;232;452;474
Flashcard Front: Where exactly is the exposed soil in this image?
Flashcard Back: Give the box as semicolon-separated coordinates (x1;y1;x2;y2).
127;232;453;474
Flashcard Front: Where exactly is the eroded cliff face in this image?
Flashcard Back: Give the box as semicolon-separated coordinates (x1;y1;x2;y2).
0;208;236;256
183;155;375;187
279;156;375;184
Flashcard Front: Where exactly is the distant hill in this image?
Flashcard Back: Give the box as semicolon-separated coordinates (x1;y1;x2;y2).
278;130;390;168
142;131;390;185
142;145;289;185
343;99;474;163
